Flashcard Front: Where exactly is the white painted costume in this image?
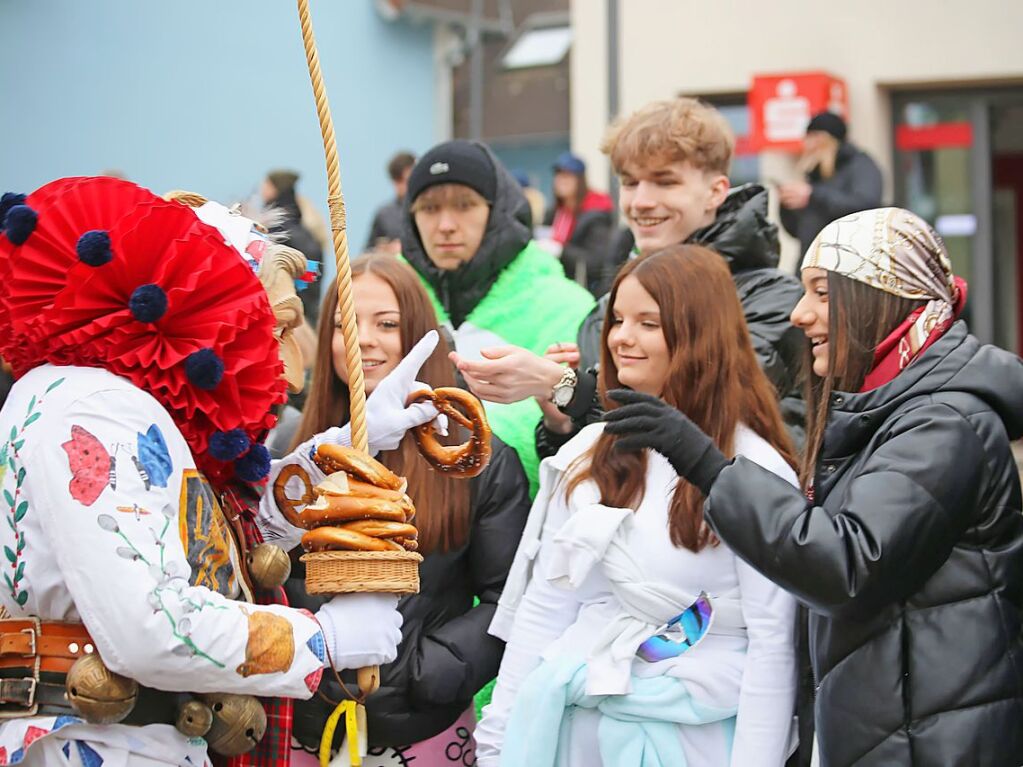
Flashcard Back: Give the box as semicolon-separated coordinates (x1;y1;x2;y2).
0;178;411;766
475;423;799;767
0;365;326;765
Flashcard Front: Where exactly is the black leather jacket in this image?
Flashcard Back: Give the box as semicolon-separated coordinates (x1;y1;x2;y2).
705;323;1023;766
536;184;805;458
287;437;531;749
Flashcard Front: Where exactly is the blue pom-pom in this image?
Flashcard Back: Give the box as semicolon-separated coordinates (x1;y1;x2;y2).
0;193;27;227
235;443;271;483
184;348;224;391
208;429;251;462
77;230;113;266
129;284;168;323
3;205;37;246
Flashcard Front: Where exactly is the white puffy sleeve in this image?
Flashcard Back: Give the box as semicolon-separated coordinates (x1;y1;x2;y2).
26;387;327;698
255;426;352;550
728;433;798;767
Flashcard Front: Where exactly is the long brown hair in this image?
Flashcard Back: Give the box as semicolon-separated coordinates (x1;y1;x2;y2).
800;272;926;487
292;254;471;554
566;245;796;552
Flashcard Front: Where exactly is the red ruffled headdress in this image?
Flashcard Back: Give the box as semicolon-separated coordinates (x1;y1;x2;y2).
0;176;287;485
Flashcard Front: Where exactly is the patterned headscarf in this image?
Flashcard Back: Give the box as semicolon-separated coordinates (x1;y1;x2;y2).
803;207;967;390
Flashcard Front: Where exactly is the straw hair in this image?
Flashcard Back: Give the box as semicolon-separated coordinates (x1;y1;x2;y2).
601;97;734;176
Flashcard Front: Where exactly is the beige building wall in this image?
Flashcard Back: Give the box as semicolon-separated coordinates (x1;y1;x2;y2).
571;0;1023;267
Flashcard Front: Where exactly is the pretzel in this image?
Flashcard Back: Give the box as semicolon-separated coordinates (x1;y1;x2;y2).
301;527;403;553
340;520;418;540
299;495;410;528
314;444;405;491
272;464;315;528
410;387;492;478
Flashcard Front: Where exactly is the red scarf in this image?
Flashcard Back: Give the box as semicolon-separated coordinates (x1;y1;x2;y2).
860;276;968;392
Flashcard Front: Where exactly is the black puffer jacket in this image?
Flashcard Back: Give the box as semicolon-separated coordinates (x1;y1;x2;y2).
400;143;533;328
544;196;615;297
780;141;883;258
537;184;805;457
704;322;1023;766
288;437;531;749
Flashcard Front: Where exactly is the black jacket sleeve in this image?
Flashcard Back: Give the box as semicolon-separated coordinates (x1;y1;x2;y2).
561;213;613;296
365;210;385;250
534;366;606;460
779;205;803;241
736;270;805;399
407;441;531;706
703;403;988;618
535;297;608;461
809;153;884;222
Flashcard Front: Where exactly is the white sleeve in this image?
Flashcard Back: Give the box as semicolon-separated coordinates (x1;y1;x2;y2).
474;486;583;767
29;389;326;698
728;435;798;767
256;426;349;550
729;557;798;766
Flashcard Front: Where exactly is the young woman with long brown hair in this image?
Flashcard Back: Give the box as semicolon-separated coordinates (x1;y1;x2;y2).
283;254;532;766
475;245;799;766
606;209;1023;766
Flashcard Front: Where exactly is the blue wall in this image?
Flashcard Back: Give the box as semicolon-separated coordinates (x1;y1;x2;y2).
0;1;439;282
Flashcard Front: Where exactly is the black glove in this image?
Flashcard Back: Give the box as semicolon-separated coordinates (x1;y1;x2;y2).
603;389;730;495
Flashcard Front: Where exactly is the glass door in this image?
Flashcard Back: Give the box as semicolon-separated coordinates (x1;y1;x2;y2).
893;87;1023;351
892;94;985;336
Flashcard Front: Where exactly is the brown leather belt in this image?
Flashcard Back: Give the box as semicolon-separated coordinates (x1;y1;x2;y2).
0;617;177;723
0;617;94;674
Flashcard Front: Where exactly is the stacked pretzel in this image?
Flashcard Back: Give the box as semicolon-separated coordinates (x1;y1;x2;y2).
300;446;419;554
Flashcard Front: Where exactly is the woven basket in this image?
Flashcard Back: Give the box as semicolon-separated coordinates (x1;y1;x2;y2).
301;550;423;595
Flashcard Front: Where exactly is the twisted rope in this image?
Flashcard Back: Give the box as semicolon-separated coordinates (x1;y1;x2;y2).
296;0;367;454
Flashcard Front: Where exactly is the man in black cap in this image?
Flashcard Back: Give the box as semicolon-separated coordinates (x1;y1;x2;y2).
779;111;883;257
399;139;595;491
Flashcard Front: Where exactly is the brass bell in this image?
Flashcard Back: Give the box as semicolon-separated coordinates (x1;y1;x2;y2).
176;698;213;738
247;543;292;590
198;692;266;756
66;653;139;724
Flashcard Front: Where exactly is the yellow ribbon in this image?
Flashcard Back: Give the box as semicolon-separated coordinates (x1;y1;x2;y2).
319;699;361;766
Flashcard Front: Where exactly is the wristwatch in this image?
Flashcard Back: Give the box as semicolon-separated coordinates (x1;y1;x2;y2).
549;367;578;409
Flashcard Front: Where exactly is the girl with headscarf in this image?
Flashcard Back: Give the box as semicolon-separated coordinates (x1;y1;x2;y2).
604;208;1023;766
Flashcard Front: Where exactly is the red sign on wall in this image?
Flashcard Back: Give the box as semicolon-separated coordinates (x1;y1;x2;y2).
748;72;848;152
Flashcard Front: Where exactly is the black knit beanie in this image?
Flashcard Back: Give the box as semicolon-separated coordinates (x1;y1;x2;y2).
406;140;497;205
806;112;847;142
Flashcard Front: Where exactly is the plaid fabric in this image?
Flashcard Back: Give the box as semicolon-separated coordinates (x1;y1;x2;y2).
218;483;295;767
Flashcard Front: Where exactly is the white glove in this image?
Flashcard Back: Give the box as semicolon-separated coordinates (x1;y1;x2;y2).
313;330;443;456
315;593;404;670
363;330;444;453
261;331;445;547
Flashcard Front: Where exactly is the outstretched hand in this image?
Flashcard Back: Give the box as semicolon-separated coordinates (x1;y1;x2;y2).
602;389;729;495
364;330;443;453
450;345;566;404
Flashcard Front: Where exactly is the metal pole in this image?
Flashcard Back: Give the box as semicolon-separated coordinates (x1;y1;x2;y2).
469;0;484;141
607;0;620;210
969;98;994;344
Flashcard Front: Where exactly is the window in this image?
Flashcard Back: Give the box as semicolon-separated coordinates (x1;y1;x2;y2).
501;25;571;70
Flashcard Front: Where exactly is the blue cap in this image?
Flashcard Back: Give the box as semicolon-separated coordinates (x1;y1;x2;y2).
511;169;531;188
552;151;585;175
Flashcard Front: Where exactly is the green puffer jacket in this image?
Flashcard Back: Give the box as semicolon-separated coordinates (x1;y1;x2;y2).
415;241;594;494
401;141;595;494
